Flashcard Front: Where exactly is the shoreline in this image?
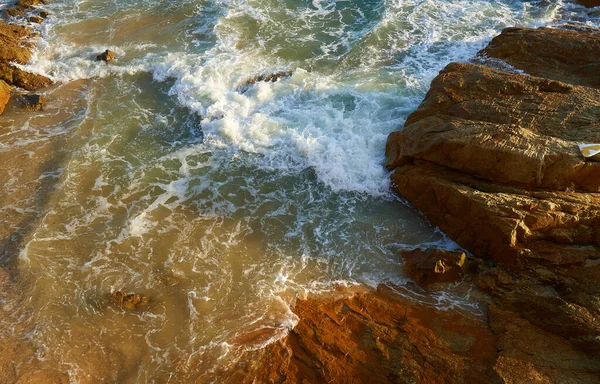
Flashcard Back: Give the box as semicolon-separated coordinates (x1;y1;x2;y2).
0;1;599;383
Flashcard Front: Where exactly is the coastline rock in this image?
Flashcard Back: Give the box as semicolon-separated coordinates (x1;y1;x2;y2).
386;26;600;266
17;93;46;111
0;63;52;91
0;80;11;114
16;0;49;8
479;27;600;88
96;49;115;62
238;71;293;93
385;25;600;381
29;15;43;24
4;7;25;17
222;285;501;384
0;21;33;64
112;291;149;310
401;248;468;286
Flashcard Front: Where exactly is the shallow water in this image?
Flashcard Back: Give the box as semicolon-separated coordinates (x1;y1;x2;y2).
1;0;599;382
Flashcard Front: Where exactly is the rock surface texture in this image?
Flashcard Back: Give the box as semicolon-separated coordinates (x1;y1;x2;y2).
384;26;600;382
0;1;52;114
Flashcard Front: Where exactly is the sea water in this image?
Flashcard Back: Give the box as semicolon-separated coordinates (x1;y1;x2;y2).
0;0;598;382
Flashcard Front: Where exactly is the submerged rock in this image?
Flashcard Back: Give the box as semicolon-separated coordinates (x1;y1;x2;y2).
96;49;116;62
238;71;293;93
113;291;149;310
29;15;43;24
401;248;468;286
17;94;46;111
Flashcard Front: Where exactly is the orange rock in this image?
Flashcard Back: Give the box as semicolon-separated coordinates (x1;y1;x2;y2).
0;80;10;115
221;286;501;384
0;21;33;64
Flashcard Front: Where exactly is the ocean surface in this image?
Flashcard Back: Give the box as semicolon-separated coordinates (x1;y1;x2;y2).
0;0;598;382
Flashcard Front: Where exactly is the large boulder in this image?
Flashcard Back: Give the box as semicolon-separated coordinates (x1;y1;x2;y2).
386;27;600;267
385;25;600;381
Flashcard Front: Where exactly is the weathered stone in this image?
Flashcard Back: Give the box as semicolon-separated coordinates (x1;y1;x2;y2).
401;248;468;286
39;11;49;18
96;49;115;62
0;21;32;64
384;25;600;382
4;7;25;17
479;27;600;88
17;94;46;111
113;291;149;310
0;63;52;91
238;71;293;93
29;16;43;24
16;0;49;8
216;285;502;384
0;80;11;115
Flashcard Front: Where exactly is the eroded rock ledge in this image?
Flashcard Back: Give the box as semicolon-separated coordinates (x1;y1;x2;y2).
384;25;600;382
0;0;53;114
236;26;600;383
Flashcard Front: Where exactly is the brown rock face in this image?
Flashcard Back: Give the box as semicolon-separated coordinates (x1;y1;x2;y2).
401;248;468;286
0;21;32;65
386;27;600;267
0;63;52;91
384;25;600;383
0;80;10;114
224;286;501;384
0;15;52;114
480;27;600;88
96;49;116;62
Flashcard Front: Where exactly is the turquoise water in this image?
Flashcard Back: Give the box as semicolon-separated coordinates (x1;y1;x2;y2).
1;0;599;381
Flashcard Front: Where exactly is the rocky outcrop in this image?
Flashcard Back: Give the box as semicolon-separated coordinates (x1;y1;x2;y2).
221;285;501;384
383;25;600;382
0;63;52;91
96;49;115;62
386;26;600;267
0;21;33;64
0;2;53;114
